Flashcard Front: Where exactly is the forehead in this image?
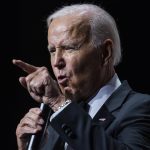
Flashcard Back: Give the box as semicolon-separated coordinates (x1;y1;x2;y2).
48;14;91;43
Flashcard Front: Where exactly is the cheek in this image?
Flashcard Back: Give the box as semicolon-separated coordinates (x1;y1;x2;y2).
69;51;101;83
67;55;87;85
50;58;57;77
68;54;90;76
67;57;78;77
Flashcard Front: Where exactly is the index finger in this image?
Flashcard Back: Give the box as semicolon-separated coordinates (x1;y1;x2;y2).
12;59;39;74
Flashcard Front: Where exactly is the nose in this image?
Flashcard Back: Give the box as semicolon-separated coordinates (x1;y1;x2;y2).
53;50;66;69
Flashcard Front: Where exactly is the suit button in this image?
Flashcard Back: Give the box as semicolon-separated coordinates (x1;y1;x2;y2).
68;132;75;138
64;128;72;135
61;123;68;130
61;123;76;138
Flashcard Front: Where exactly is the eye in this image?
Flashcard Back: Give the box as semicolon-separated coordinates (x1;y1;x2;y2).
62;45;79;51
48;47;56;54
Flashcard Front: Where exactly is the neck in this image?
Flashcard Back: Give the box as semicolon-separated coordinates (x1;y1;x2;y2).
101;67;115;87
85;67;115;102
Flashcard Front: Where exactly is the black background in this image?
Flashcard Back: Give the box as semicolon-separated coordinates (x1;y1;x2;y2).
1;0;150;149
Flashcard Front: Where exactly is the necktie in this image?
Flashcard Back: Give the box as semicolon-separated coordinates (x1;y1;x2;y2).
66;102;90;150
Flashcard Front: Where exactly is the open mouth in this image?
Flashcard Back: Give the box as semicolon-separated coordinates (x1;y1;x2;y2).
57;75;68;86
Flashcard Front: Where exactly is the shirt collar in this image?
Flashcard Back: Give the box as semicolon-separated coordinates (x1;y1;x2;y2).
88;73;121;118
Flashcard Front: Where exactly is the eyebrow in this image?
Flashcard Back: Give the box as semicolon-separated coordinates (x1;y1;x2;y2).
47;34;88;52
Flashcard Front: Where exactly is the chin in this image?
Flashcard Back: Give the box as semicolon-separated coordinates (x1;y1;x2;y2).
61;87;77;101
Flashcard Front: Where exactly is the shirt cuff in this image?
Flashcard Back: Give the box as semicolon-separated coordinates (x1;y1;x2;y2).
50;100;71;121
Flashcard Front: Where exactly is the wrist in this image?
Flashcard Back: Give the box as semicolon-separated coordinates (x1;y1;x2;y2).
57;99;71;110
48;95;71;112
49;99;71;122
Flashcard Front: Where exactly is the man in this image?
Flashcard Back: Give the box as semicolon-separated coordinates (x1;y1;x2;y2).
13;4;150;150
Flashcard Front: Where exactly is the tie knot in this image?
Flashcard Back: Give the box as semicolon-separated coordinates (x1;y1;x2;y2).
79;101;90;112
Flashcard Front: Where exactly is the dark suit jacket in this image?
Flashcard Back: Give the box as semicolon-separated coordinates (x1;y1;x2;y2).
40;81;150;150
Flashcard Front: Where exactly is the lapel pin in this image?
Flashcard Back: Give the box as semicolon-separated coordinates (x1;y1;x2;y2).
99;118;106;121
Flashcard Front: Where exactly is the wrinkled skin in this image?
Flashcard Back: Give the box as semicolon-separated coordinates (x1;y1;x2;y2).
14;13;114;150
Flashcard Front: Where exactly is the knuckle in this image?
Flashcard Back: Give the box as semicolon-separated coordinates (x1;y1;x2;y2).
37;125;42;131
34;108;42;113
32;121;37;128
33;115;40;122
44;73;50;79
34;82;41;88
16;127;24;138
41;66;47;70
30;81;39;89
42;68;49;75
26;76;30;82
29;108;41;115
38;66;47;73
29;81;34;87
29;108;36;112
16;126;20;135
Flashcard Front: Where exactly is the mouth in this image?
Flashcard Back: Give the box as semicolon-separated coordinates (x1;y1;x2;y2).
57;75;68;86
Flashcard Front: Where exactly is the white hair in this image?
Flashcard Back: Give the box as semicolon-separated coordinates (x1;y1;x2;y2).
47;4;122;66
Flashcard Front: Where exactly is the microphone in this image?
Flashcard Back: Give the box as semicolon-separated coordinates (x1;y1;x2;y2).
27;103;52;150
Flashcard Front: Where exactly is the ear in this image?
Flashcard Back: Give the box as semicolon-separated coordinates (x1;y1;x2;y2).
101;39;113;66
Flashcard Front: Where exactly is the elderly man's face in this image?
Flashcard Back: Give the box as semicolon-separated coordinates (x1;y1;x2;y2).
48;15;104;101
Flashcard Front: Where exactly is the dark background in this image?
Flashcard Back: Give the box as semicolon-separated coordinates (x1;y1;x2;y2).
1;0;150;149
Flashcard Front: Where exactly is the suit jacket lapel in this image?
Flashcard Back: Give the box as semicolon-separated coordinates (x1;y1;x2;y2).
92;81;132;129
105;80;132;112
93;104;115;129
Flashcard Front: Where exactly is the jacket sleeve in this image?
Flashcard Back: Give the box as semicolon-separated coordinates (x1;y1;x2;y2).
50;101;150;150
